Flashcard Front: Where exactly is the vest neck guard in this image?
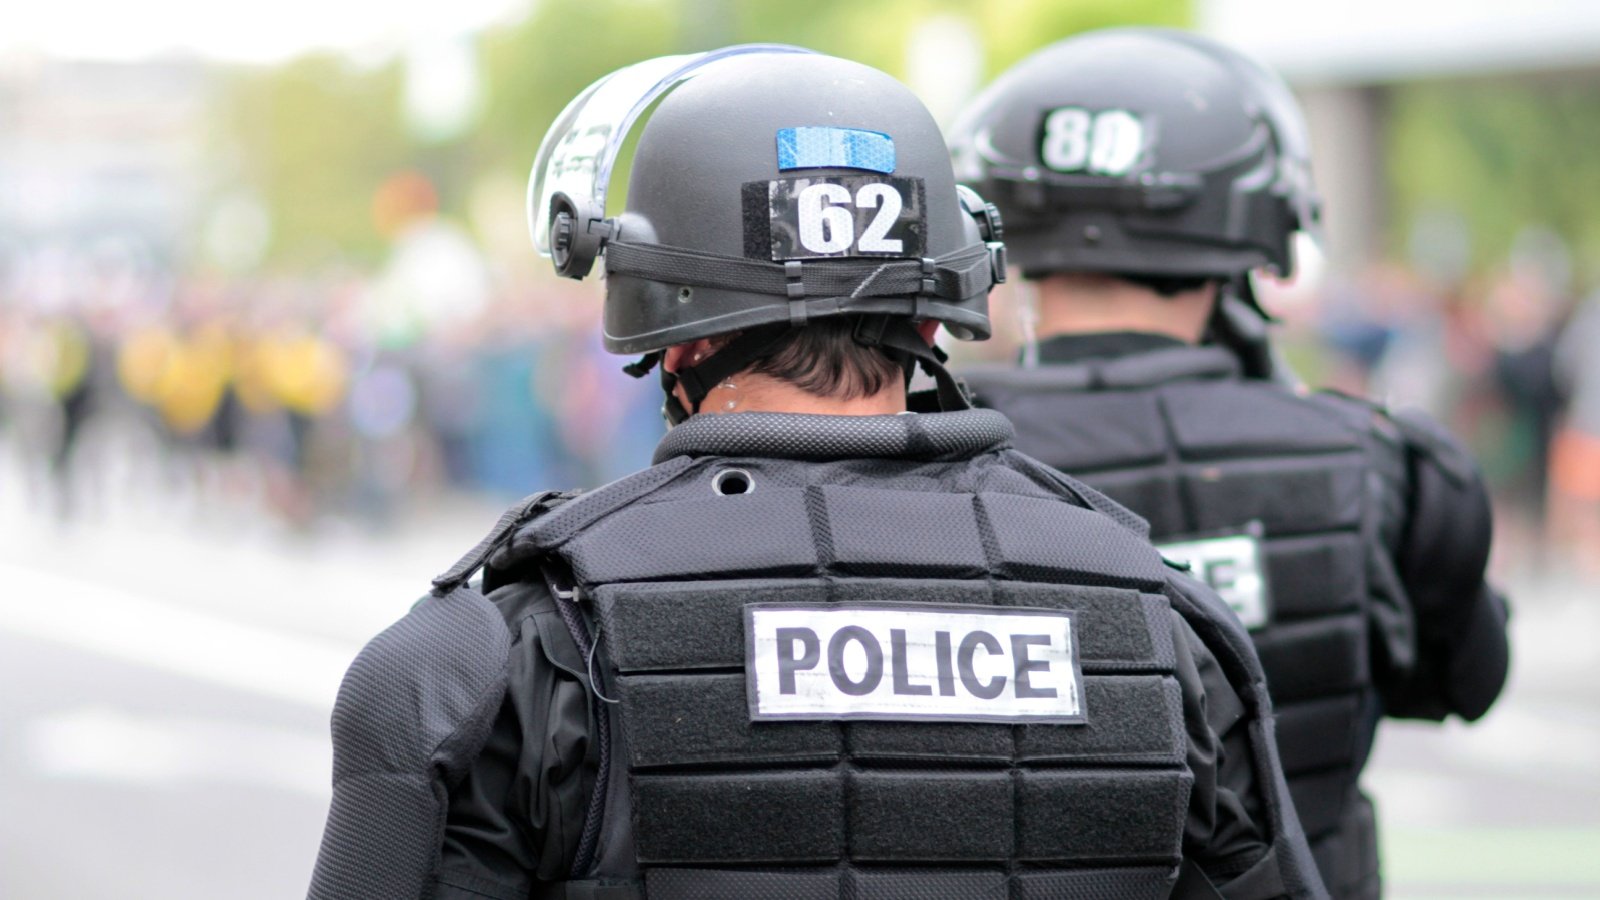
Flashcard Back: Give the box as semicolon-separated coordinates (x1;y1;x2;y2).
652;409;1014;465
965;344;1241;394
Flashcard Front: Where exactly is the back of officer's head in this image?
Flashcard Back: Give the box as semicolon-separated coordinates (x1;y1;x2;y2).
950;28;1319;297
531;47;1001;421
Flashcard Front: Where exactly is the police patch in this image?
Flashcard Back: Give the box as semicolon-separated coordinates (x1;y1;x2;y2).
744;602;1085;723
1157;524;1272;630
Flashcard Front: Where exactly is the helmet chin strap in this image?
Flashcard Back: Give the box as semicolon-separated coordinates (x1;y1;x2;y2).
621;317;973;426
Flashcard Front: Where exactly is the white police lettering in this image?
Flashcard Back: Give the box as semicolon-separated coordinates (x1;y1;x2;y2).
744;603;1085;723
1158;529;1271;630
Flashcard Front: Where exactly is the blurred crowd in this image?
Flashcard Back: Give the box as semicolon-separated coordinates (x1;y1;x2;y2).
0;257;664;531
5;230;1600;572
1282;255;1600;573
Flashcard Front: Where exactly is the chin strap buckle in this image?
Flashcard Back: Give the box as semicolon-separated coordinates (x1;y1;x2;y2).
988;241;1008;285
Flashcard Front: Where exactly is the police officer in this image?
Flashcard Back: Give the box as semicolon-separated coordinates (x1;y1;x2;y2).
952;28;1511;900
308;46;1327;900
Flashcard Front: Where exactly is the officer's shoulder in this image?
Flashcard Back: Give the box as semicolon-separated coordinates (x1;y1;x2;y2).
1314;389;1482;473
330;586;514;771
1291;385;1409;447
329;489;588;761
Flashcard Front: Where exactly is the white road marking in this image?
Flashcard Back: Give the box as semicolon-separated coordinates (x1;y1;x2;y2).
0;560;359;709
24;706;332;798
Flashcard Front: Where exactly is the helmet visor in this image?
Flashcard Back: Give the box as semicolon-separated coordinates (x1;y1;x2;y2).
527;44;816;256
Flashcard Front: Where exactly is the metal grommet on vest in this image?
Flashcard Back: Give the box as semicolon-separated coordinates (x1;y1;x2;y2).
710;468;753;496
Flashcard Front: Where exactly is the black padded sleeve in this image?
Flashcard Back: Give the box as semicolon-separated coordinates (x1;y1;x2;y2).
308;587;513;900
1163;571;1328;900
1172;610;1273;890
1384;410;1512;722
433;579;601;899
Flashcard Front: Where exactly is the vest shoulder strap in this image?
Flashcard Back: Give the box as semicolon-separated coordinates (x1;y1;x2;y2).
431;490;580;596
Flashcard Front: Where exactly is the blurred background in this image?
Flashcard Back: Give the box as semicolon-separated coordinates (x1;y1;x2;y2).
1;0;1597;897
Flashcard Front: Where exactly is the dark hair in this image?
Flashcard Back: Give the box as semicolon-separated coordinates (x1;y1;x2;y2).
746;316;905;400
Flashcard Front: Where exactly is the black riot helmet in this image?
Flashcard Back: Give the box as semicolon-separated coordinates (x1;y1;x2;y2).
950;27;1320;282
529;46;1006;423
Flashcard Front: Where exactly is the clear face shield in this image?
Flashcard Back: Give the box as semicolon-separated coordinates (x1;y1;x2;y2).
526;44;816;279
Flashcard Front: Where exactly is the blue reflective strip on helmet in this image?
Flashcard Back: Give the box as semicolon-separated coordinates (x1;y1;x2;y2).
776;127;896;173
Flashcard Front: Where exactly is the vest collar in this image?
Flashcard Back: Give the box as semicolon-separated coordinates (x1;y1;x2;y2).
1036;331;1188;365
966;344;1241;394
652;409;1015;465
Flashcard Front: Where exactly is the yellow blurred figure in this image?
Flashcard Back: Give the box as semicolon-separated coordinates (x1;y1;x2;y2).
42;319;91;400
117;325;178;405
151;324;234;436
262;330;348;417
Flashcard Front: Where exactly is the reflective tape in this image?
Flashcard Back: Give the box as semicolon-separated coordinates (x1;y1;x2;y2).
776;127;896;174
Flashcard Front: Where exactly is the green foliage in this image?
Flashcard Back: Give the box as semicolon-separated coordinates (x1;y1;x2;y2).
216;55;410;267
1387;79;1600;281
214;0;1189;267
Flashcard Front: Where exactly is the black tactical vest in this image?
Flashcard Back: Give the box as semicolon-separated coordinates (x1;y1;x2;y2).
500;410;1321;900
965;347;1399;899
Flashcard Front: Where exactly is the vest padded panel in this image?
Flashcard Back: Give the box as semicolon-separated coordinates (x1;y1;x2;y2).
524;451;1199;897
966;353;1387;895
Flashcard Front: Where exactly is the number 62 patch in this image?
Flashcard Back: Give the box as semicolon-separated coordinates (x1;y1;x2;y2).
767;175;926;261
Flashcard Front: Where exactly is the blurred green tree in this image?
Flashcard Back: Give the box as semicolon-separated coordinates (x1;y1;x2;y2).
216;55;410;267
1388;79;1600;283
216;0;1188;267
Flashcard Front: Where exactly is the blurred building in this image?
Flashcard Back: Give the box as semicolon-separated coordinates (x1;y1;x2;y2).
1202;0;1600;273
0;56;212;278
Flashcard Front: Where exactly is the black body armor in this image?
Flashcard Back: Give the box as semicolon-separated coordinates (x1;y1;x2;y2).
310;411;1327;900
964;348;1408;900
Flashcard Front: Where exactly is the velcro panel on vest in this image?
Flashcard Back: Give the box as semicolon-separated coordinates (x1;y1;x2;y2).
1017;675;1185;765
1014;867;1177;900
1017;769;1192;863
1253;613;1368;702
1008;391;1171;472
845;719;1015;763
1081;469;1188;538
1183;453;1364;537
1164;382;1363;458
978;493;1170;588
820;486;989;577
849;770;1014;860
596;580;829;672
1273;693;1363;776
631;770;843;864
995;582;1176;673
562;488;819;584
1181;453;1365;537
618;673;841;769
597;579;1008;673
1264;533;1365;621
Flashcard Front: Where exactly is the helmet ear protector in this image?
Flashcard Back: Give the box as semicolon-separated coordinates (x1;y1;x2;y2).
529;45;817;282
548;192;609;280
956;184;1007;283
